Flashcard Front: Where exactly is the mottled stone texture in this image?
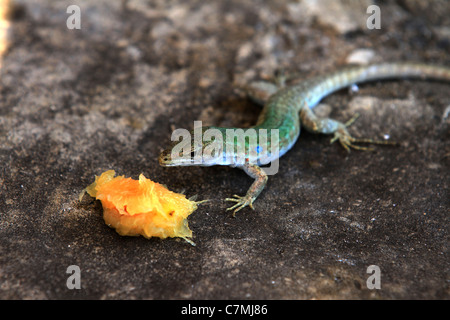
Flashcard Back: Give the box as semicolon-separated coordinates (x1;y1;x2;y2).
0;0;448;299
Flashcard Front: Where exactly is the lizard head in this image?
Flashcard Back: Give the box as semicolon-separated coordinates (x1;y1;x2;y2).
158;139;199;167
159;127;225;167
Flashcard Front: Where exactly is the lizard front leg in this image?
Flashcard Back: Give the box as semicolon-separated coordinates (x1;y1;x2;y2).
225;163;268;216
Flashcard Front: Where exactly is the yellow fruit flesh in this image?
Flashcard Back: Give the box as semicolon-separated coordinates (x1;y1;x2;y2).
84;170;197;245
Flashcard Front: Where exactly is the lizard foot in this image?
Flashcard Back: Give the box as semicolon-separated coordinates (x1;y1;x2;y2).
225;194;255;216
331;126;397;152
330;114;397;152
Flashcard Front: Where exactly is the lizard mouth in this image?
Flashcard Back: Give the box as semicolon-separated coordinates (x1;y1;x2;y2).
158;150;173;166
159;150;196;166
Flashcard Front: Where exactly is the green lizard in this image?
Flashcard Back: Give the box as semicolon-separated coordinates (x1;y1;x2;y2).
159;62;450;215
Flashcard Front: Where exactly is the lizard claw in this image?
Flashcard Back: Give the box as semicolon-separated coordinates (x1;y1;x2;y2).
225;194;255;216
331;127;375;152
331;118;397;152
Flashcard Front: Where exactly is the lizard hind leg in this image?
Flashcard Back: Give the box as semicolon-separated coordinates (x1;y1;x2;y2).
330;113;398;152
300;104;397;152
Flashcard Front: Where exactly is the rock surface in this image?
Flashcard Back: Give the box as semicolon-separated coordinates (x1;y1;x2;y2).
0;0;449;299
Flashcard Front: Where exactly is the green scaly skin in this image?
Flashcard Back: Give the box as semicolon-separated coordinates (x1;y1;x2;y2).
159;62;450;215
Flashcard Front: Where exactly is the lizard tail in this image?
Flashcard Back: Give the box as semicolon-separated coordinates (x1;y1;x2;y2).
305;62;450;108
